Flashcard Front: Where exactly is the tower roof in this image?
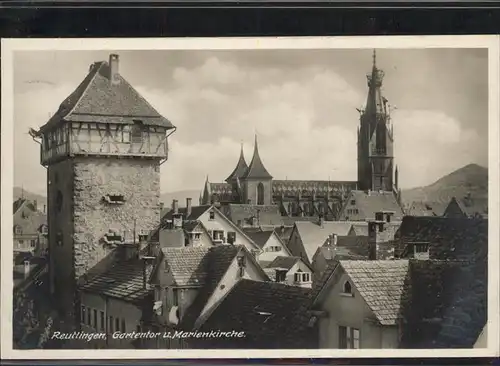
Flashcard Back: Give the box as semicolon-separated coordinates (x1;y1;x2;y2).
225;143;249;182
39;54;175;133
364;49;389;118
241;135;273;180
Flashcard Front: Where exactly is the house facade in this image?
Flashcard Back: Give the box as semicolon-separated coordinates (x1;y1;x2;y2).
161;202;260;253
13;198;48;256
265;256;313;288
144;245;269;348
312;260;408;349
243;229;292;266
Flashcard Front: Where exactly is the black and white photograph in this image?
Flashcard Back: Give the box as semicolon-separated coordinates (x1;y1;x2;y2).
1;37;499;358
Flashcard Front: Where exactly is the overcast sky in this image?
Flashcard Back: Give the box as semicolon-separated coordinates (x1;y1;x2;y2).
13;48;488;196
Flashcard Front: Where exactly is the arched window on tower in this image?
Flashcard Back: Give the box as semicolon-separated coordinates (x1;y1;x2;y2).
257;183;265;205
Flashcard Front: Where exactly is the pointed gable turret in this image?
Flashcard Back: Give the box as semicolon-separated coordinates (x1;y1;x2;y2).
225;143;249;183
241;135;273;180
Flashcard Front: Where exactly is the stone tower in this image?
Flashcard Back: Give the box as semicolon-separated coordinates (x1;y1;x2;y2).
32;54;176;325
357;50;396;193
240;135;273;205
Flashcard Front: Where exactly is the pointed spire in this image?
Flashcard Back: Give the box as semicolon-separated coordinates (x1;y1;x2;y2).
241;134;273;180
225;142;249;182
364;48;386;117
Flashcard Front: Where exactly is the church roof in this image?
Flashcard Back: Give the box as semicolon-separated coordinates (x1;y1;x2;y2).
39;54;175;133
241;136;273;180
225;144;249;182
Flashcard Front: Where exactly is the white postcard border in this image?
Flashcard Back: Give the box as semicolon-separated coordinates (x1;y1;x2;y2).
1;35;499;359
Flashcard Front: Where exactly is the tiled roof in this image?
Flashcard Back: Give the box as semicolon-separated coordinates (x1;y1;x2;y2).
406;201;447;217
196;279;312;348
267;256;301;270
294;221;353;263
342;190;404;220
223;204;283;227
340;260;410;325
452;196;488;218
240;136;272;180
40;57;174;132
161;247;211;287
162;205;211;221
80;257;153;304
179;245;241;329
225;146;248;182
14;208;47;236
395;216;488;260
242;230;274;249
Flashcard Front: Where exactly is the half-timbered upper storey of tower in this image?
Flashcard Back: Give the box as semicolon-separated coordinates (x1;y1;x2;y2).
31;54;176;166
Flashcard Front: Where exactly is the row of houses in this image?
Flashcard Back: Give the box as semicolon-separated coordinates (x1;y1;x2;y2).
73;198;487;350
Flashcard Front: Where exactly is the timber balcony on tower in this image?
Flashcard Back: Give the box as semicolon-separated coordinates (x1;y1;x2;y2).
39;121;169;166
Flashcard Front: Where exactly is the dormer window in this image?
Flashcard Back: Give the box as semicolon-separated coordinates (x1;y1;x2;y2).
40;225;48;235
294;272;311;283
103;194;125;204
342;281;354;296
14;225;22;235
375;212;383;221
275;269;287;283
209;211;215;220
350;199;356;205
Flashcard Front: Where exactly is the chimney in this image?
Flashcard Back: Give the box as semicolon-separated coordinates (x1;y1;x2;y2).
236;251;246;277
368;221;378;260
280;225;285;236
159;202;164;210
33;200;38;211
318;214;324;228
43;204;46;214
109;54;120;85
331;233;338;246
186;198;192;218
24;260;31;278
172;199;179;214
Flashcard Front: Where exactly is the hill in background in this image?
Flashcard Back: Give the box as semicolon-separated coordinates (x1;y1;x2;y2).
402;163;488;205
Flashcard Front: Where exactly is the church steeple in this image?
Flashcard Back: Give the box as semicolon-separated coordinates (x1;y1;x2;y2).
357;49;395;192
241;135;273;180
225;142;249;183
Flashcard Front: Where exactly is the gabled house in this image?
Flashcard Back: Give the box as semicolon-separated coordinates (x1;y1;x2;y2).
264;256;313;288
150;218;214;249
220;204;284;229
189;279;315;349
311;259;410;349
394;216;488;260
338;190;404;222
406;201;447;217
13;198;48;256
160;199;261;253
145;244;269;348
78;246;154;349
243;229;292;267
287;219;354;266
443;195;488;219
311;234;368;282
